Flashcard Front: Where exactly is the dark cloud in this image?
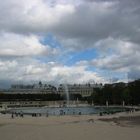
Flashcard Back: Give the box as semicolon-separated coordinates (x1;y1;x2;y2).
0;0;139;43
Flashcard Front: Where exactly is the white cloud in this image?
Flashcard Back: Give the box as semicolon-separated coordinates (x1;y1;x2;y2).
0;32;59;57
0;60;17;71
91;38;140;71
0;58;105;86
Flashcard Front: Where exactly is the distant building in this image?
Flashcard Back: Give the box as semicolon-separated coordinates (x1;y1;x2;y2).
0;82;103;97
58;83;102;97
1;82;57;94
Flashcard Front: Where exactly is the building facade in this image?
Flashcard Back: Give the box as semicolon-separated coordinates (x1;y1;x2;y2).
58;83;102;97
1;82;57;94
0;82;103;97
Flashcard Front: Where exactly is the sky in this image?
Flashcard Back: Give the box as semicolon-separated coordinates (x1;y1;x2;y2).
0;0;140;88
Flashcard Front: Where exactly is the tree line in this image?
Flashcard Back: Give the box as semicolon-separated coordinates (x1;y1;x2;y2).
88;79;140;105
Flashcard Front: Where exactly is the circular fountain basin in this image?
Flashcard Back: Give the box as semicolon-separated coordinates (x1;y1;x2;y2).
6;106;130;116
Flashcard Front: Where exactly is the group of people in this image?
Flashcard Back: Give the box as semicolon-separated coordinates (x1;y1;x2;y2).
11;111;24;119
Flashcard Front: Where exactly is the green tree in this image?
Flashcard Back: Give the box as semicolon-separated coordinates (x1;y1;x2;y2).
122;88;132;105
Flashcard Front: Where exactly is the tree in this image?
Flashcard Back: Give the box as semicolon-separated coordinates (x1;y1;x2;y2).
122;88;132;105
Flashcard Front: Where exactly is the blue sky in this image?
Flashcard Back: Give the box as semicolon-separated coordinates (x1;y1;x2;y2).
65;48;98;65
0;0;140;87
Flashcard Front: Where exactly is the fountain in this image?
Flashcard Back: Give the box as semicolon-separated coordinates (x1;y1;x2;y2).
106;101;109;107
122;101;125;107
63;84;70;107
76;98;79;106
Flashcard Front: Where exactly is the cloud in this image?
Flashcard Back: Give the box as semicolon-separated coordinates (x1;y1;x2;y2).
0;60;17;71
91;38;140;72
0;0;139;47
0;32;59;57
128;68;140;81
0;0;75;34
0;58;105;88
0;0;140;87
74;37;140;80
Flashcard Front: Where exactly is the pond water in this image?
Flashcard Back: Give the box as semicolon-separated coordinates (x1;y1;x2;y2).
7;106;130;116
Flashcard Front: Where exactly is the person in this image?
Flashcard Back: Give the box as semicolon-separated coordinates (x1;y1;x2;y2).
46;112;49;117
15;112;18;117
11;113;14;119
60;110;63;115
79;112;81;115
20;111;24;118
99;112;103;116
